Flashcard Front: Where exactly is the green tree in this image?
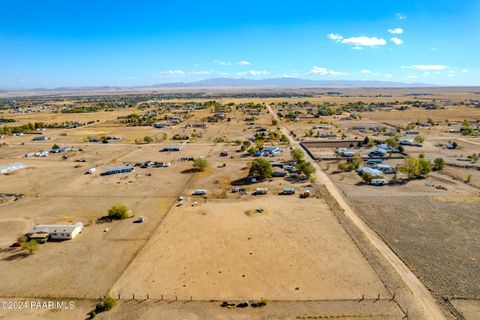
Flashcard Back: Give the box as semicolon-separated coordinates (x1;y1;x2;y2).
255;139;264;149
193;158;208;171
249;158;273;180
290;148;305;161
108;204;129;220
434;157;445;171
414;135;425;144
297;160;316;178
418;157;432;176
351;154;362;169
143;136;154;143
397;156;420;179
385;136;399;148
21;240;39;255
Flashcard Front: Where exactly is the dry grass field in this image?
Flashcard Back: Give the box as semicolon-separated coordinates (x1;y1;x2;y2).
112;197;388;301
0;88;479;319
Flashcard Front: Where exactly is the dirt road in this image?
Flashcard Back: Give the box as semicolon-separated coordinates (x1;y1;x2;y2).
266;105;447;320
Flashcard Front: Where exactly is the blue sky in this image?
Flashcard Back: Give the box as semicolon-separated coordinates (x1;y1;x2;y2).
1;0;479;88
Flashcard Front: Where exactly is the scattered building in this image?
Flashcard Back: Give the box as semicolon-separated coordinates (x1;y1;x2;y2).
0;162;26;174
26;222;84;241
100;165;134;176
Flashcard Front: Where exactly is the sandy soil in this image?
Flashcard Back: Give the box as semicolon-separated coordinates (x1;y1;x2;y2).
112;197;388;301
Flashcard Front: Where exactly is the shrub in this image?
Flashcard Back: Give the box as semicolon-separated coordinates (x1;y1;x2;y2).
290;148;304;161
434;157;445;171
193;158;208;171
21;240;39;255
143;136;154;143
108;204;129;220
414;135;425;144
271;119;278;126
90;296;117;318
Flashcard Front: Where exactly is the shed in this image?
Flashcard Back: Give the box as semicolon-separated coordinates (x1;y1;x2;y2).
282;187;295;195
255;187;268;195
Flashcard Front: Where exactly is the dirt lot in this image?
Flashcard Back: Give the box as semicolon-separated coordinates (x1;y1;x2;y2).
325;165;480;301
112;197;388;301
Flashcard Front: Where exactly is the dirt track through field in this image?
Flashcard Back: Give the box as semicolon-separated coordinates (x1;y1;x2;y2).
266;104;446;320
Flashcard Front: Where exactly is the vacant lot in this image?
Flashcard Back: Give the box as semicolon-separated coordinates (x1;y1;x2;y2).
112;197;388;301
326;166;480;300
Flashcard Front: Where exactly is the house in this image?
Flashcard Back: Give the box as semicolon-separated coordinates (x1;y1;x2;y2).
369;148;387;158
313;125;333;130
154;162;171;167
154;122;169;128
26;222;84;241
50;146;72;153
193;189;207;195
100;165;134;176
255;187;268;195
272;168;287;177
375;163;396;174
336;148;355;157
162;146;182;152
0;162;26;174
191;123;208;129
357;167;383;177
32;136;49;141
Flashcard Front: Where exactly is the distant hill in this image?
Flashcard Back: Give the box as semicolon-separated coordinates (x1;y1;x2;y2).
1;77;438;94
152;77;435;88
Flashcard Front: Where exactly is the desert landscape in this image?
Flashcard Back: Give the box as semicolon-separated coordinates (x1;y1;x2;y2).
0;86;478;320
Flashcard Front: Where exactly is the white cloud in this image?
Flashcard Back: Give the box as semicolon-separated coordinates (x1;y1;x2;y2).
153;70;212;78
214;60;232;66
361;69;374;75
384;73;394;79
236;70;270;76
388;28;404;34
396;13;407;20
342;36;386;47
390;37;403;45
238;60;251;66
192;70;213;76
156;70;186;77
413;65;447;70
461;69;468;73
327;33;344;42
328;34;387;47
448;70;455;77
307;66;349;76
220;72;231;77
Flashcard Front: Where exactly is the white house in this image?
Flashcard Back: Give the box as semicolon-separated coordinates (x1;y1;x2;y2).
27;222;84;241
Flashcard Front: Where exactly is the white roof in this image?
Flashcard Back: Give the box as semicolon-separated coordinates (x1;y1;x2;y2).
27;222;83;235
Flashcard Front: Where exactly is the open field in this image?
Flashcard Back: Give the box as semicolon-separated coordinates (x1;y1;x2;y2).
1;88;479;319
112;197;388;301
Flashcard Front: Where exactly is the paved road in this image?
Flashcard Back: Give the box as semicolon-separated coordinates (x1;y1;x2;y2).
266;105;446;320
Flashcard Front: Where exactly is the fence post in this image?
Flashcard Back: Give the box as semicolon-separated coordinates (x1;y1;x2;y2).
133;293;135;300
